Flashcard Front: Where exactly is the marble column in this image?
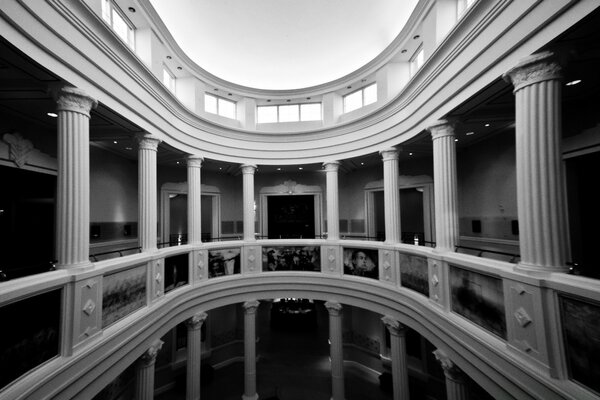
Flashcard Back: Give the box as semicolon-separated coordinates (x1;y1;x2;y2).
433;349;468;400
325;301;344;400
242;300;260;400
188;155;204;245
186;312;208;400
427;120;459;252
324;161;341;240
380;148;401;243
137;133;161;251
53;86;97;269
503;51;569;272
381;316;409;400
135;339;163;400
241;164;257;241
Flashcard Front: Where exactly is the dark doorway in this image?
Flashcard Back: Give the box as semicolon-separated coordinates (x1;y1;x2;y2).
267;195;315;239
400;188;424;244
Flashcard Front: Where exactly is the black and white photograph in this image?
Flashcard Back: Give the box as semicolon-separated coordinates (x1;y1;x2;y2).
209;248;241;278
343;248;378;279
262;246;320;272
102;265;147;327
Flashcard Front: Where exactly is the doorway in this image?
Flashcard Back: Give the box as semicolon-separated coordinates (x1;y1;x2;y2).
267;195;315;239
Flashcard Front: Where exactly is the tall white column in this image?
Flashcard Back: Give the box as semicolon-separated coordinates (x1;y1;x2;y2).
427;120;459;252
503;51;569;273
242;300;260;400
380;148;401;243
135;339;163;400
186;312;208;400
324;161;341;240
381;316;409;400
188;155;204;244
137;134;161;252
325;301;344;400
433;349;468;400
241;164;257;241
53;86;97;269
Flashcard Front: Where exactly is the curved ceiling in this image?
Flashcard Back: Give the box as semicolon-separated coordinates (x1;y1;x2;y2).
148;0;419;90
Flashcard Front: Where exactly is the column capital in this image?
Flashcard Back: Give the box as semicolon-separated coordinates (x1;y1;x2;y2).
243;300;260;314
136;133;161;151
187;155;204;167
241;164;257;174
186;312;208;330
427;119;456;140
325;301;343;316
323;160;341;172
381;316;407;336
379;147;399;162
139;339;164;367
503;51;562;92
433;349;465;382
51;85;97;117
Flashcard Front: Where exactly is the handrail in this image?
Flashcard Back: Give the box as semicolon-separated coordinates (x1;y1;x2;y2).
0;260;57;282
89;246;142;261
455;245;520;263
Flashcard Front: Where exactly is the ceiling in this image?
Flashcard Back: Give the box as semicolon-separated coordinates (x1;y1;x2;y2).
148;0;419;90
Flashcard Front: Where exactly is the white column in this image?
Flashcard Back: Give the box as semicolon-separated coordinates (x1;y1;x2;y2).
325;301;344;400
380;148;401;243
242;300;260;400
427;120;459;252
135;339;163;400
186;312;208;400
188;155;204;244
137;134;161;251
324;161;341;240
53;86;97;269
503;51;569;273
241;164;257;241
381;316;409;400
433;349;468;400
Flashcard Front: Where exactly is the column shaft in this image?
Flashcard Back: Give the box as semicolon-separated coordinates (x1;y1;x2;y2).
433;349;468;400
504;51;568;272
188;156;204;244
382;317;409;400
428;121;459;251
138;134;161;251
380;149;401;243
243;300;260;400
186;312;208;400
241;165;257;241
325;301;344;400
135;340;163;400
324;161;340;240
53;86;97;268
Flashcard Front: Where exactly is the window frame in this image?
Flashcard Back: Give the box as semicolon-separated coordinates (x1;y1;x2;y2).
205;93;238;120
101;0;135;50
342;83;378;114
256;102;323;124
409;46;424;77
163;66;176;93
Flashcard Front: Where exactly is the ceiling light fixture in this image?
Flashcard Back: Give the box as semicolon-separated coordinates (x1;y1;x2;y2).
286;99;291;102
401;49;407;54
413;35;420;39
113;140;117;144
466;131;474;136
346;86;352;89
176;161;180;164
298;167;303;170
177;66;182;70
360;162;364;165
485;123;490;127
306;97;311;100
228;93;232;96
166;55;172;59
409;152;413;156
455;139;459;142
565;79;582;86
47;112;58;118
125;147;132;150
128;7;135;12
276;167;281;171
267;99;271;102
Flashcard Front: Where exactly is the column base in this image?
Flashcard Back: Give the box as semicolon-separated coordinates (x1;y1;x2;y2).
242;394;259;400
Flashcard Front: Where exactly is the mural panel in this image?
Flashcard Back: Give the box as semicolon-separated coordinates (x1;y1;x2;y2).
262;246;320;272
399;253;429;296
209;248;241;278
560;295;600;394
450;266;506;338
164;253;189;293
102;265;146;327
343;247;378;279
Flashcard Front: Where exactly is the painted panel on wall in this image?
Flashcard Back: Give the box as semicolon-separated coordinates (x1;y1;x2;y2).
343;247;378;279
399;253;429;296
262;246;320;271
560;295;600;394
0;289;61;390
164;254;189;293
209;248;241;278
450;266;506;338
102;265;147;327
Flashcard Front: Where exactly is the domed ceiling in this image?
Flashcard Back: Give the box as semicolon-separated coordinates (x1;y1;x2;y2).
148;0;419;90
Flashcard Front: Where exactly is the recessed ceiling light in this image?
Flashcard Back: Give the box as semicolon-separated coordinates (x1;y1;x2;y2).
347;86;352;89
177;66;182;70
401;49;407;54
176;161;180;164
286;99;291;102
128;7;135;12
276;167;281;171
214;88;218;91
565;79;581;86
409;152;413;156
113;140;117;144
125;147;132;150
466;131;475;136
360;162;364;165
306;97;311;100
413;35;420;40
361;79;367;82
484;123;490;127
267;99;271;102
298;167;303;170
455;139;459;142
166;55;172;60
228;93;232;96
219;167;222;170
47;112;58;118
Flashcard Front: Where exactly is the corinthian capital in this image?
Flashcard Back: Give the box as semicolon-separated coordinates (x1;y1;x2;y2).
503;51;562;92
51;86;97;117
136;133;161;151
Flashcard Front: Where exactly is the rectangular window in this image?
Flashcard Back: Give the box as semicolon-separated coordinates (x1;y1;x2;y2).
410;47;424;76
163;67;175;92
257;103;322;123
102;0;135;49
343;83;377;113
205;93;237;120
